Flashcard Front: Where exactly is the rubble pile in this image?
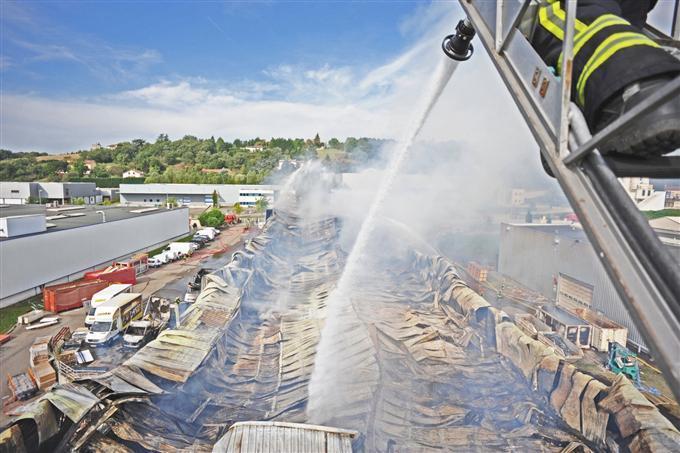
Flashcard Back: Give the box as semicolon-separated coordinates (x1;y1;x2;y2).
0;208;678;452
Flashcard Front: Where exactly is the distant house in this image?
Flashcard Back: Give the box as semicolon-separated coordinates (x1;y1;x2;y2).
90;143;102;150
123;169;145;178
84;160;97;170
244;143;265;152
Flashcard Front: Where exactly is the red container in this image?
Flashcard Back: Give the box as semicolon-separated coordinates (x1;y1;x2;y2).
43;279;110;313
84;266;136;285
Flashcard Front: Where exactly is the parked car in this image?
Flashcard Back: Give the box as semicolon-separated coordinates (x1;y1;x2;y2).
190;239;205;248
122;319;161;348
192;235;210;245
195;228;216;240
149;253;170;267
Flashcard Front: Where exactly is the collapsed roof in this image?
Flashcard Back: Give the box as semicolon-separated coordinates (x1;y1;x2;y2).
1;204;679;452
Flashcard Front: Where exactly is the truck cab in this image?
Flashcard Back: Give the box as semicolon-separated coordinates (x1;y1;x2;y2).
86;293;143;346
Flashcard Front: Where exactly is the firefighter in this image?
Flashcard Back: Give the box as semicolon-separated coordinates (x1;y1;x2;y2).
532;0;680;157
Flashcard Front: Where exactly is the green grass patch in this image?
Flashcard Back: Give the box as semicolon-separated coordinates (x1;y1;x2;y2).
0;295;43;333
643;209;680;220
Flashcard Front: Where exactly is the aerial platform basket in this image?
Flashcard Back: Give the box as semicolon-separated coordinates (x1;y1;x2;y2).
454;0;680;401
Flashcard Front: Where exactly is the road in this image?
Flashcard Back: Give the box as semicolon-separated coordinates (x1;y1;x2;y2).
0;224;252;425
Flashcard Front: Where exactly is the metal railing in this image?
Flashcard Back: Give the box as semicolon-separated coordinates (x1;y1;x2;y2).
456;0;680;402
56;360;108;382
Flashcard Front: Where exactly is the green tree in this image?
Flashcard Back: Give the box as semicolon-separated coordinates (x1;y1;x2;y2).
72;159;87;177
212;190;219;208
232;203;243;214
108;164;125;177
328;137;340;149
255;197;269;213
92;166;110;178
198;208;225;228
72;197;86;205
166;197;178;207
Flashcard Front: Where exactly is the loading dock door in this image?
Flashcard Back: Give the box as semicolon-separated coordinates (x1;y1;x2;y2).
556;273;594;312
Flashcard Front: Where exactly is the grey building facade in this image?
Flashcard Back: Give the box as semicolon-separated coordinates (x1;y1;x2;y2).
119;183;279;207
0;182;99;204
0;206;190;307
497;223;673;352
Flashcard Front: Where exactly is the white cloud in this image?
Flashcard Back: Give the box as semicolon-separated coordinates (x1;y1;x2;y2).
0;3;535;158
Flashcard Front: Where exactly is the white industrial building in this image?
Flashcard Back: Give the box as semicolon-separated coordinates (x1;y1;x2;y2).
0;205;190;307
239;188;275;207
620;177;667;211
498;222;680;352
0;182;101;205
119;183;279;207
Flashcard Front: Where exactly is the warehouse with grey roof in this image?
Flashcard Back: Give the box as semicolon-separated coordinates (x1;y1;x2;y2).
0;204;189;307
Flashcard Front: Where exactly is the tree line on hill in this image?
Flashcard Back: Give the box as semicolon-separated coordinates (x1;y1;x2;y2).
0;134;388;184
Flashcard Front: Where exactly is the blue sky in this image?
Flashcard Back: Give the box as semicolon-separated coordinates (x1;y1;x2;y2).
1;1;676;153
5;1;471;152
2;2;423;99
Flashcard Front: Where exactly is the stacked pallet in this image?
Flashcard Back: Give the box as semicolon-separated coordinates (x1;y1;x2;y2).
7;373;37;401
28;336;57;390
28;363;56;390
29;336;51;367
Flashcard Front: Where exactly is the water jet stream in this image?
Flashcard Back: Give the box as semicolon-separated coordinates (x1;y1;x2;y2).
308;56;461;420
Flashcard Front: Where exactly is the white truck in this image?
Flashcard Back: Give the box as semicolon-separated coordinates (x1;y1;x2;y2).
86;293;143;346
164;242;197;258
149;250;176;267
85;284;132;326
195;228;216;240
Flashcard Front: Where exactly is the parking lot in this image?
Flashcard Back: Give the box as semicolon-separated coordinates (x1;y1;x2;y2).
0;224;253;425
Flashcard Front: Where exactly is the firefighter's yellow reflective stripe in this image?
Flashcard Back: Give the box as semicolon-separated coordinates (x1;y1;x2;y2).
557;14;630;73
539;2;586;41
577;32;659;105
550;1;586;33
539;4;566;40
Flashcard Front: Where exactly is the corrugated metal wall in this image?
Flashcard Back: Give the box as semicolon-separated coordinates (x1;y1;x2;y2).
0;208;189;307
498;223;647;350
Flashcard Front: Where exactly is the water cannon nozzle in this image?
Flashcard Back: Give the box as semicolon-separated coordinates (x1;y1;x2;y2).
442;19;475;61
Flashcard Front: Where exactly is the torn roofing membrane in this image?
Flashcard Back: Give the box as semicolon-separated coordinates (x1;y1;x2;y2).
3;190;680;452
72;209;590;451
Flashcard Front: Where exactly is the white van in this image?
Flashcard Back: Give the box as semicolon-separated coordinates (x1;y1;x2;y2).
85;284;132;326
195;228;216;240
149;252;170;267
165;242;196;258
86;293;143;346
163;249;182;262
